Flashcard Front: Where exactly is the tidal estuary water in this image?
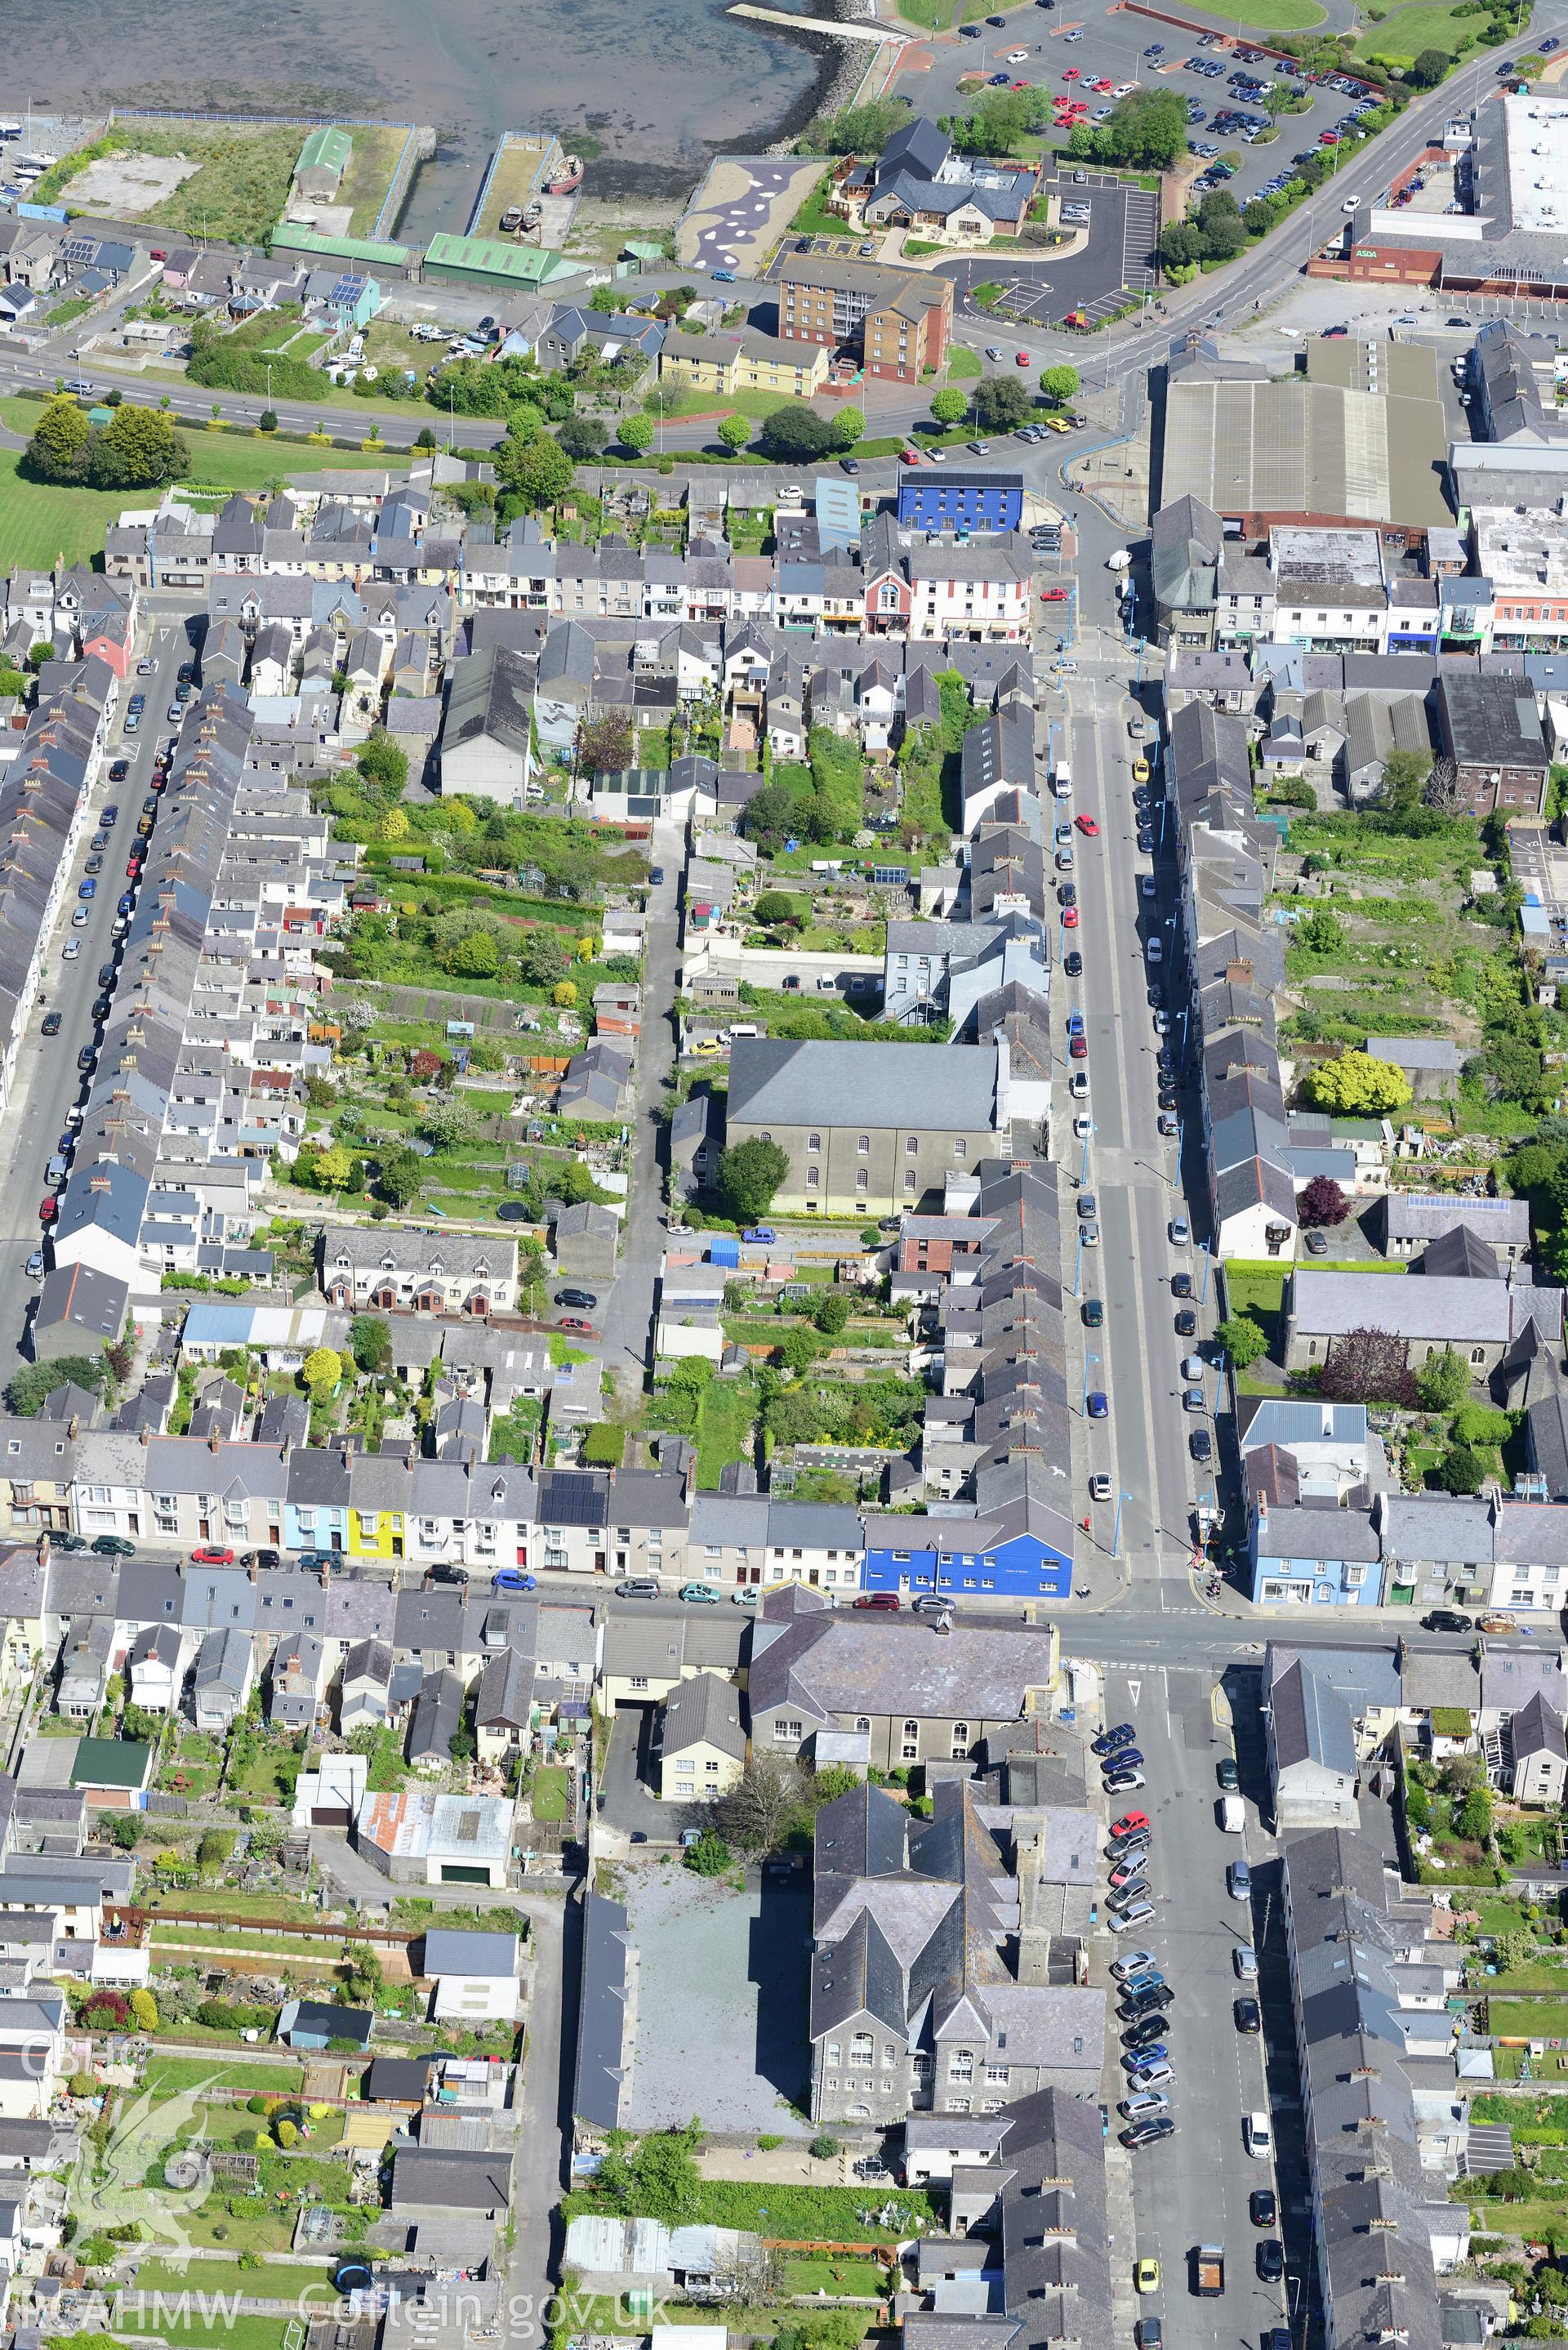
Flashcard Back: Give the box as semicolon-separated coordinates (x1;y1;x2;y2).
6;0;833;225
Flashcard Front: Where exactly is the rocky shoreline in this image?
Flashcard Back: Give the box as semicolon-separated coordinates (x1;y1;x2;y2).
753;0;894;154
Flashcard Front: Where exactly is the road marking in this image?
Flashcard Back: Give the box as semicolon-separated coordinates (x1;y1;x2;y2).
1127;1679;1142;1706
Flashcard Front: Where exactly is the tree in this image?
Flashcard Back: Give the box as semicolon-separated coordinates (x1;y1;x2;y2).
378;1147;422;1210
718;1137;790;1224
553;979;577;1008
24;395;91;482
1410;44;1449;83
312;1144;354;1190
89;404;190;489
1376;744;1433;822
757;404;834;464
1296;907;1346;955
274;2118;299;2149
1306;1051;1412;1117
6;1356;102;1416
343;1945;384;2004
358;729;408;796
350;1317;392;1376
972;373;1031;434
1318;1326;1419;1407
739;779;800;853
929;386;969;426
684;1828;731;1875
579;712;635;774
497;430;575;511
128;1987;159;2031
1298;1175;1349;1229
719;1755;811;1854
519;927;570;988
420;1099;478;1153
717;412;753;455
558;412;608;462
776;1324;822;1376
1214;1314;1267;1370
1416;1344;1473;1413
1099;85;1186;168
257;408;278;434
752;890;800;926
813;1291;850;1336
831;403;864;451
301;1347;342;1405
1038;363;1080;408
619;411;656;455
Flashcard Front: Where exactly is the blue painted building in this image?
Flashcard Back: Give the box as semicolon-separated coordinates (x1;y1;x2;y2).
895;467;1024;536
1249;1498;1384;1608
862;1494;1072;1603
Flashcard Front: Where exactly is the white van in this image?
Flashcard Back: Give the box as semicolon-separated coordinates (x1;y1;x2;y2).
1219;1795;1245;1833
1053;762;1073;798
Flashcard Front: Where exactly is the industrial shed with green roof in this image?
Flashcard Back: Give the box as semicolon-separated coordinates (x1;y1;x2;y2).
421;232;583;292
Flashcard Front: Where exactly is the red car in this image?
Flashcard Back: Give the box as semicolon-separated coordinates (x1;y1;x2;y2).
150;248;167;261
38;1197;56;1223
1062;903;1080;928
853;1592;901;1610
1076;814;1101;836
1114;1811;1151;1838
1015;349;1031;365
1062;65;1080;78
1318;129;1339;144
1070;1034;1088;1059
126;859;142;880
900;445;922;464
1093;75;1115;89
190;1545;235;1566
559;1316;595;1336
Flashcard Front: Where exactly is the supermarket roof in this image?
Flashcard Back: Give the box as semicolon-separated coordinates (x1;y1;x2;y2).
1161;367;1450;531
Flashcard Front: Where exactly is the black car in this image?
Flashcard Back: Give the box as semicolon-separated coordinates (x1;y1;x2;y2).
1123;2020;1167;2051
1121;2120;1175;2152
1423;1608;1472;1634
1133;784;1152;807
1121;1991;1173;2022
1083;1299;1102;1327
1250;2189;1277;2229
1234;1995;1261;2033
1190;1429;1212;1462
649;865;665;885
176;662;194;684
1173;1271;1192;1298
108;760;130;783
41;1012;60;1036
1063;950;1083;978
1158;1086;1178;1110
98;965;116;988
51;1530;85;1551
1265;2330;1292;2350
556;1286;599;1310
1138;830;1156;854
1175;1309;1198;1337
1258;2241;1284;2284
1218;1755;1240;1790
91;996;111;1022
1147;985;1164;1010
242;1548;281;1570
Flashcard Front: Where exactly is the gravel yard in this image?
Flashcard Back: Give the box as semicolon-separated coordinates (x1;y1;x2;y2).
622;1857;813;2136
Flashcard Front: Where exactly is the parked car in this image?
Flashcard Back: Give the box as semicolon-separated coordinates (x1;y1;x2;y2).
853;1592;901;1611
616;1576;661;1599
1234;1996;1262;2034
189;1546;235;1566
677;1583;720;1604
91;1535;136;1557
555;1287;599;1309
1423;1608;1472;1633
40;1012;60;1036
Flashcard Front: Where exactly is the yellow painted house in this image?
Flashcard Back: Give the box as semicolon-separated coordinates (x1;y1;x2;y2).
657;1670;747;1804
658;331;738;395
734;331;829;399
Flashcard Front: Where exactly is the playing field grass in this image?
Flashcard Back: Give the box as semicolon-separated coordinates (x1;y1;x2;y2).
0;419;413;568
1175;0;1327;28
1357;0;1473;55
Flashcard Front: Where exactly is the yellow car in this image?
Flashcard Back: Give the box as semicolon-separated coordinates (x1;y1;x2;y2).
1135;2259;1160;2295
1044;412;1072;434
1131;758;1151;783
691;1039;722;1058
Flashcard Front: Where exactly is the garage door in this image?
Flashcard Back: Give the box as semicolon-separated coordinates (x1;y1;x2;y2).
440;1864;490;1885
310;1807;351;1827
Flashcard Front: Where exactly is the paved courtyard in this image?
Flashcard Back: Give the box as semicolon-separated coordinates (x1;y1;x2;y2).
621;1857;813;2137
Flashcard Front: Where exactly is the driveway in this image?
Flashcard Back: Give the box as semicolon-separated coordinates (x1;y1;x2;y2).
597;1703;668;1838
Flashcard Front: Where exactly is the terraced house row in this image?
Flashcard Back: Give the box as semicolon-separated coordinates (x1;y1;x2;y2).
37;679;348;1360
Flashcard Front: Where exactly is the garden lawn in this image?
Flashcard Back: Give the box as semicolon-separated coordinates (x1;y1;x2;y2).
1220;1264;1287;1357
567;2181;934;2241
1357;0;1475;56
140;2055;272;2098
779;2259;888;2295
115;2312;293;2350
531;1765;569;1824
142;1889;323;1925
1482;1960;1568;1991
1475;2092;1568;2142
1446;2190;1568;2241
695;1377;758;1487
149;1924;340;1964
1488;1998;1568;2034
127;2262;335;2300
